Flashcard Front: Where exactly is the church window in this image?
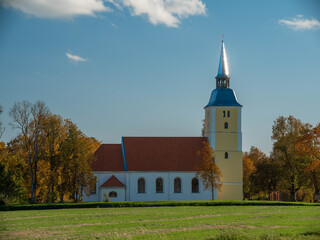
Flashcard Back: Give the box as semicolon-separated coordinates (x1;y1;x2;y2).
225;152;229;159
192;178;199;193
227;111;230;117
138;178;145;193
90;184;96;195
223;111;226;117
174;177;181;193
224;122;228;129
156;177;163;193
109;191;117;198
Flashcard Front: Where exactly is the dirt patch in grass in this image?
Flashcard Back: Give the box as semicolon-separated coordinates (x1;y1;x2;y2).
0;230;75;239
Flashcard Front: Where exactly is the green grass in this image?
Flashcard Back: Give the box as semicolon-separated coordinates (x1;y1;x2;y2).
1;203;320;239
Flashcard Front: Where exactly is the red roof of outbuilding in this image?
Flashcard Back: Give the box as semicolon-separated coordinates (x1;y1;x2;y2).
123;137;206;171
100;175;126;188
91;144;124;171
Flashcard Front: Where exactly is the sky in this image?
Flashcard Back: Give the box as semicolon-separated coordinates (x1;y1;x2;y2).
1;0;320;155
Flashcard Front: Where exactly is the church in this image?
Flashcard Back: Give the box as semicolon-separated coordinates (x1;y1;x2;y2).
83;41;243;202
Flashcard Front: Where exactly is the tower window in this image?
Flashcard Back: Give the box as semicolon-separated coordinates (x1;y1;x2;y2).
224;122;228;129
227;111;230;117
156;177;163;193
192;178;199;193
223;111;226;117
225;152;229;159
138;178;145;193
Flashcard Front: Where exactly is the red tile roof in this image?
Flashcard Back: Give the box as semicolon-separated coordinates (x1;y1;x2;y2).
123;137;206;171
100;175;126;188
91;144;124;171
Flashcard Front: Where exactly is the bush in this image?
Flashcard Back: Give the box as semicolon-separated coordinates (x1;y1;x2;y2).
0;200;319;211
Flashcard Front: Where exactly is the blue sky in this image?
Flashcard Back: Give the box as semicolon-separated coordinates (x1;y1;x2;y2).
1;0;320;154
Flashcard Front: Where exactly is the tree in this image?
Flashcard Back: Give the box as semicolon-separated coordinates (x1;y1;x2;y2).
201;118;205;137
9;100;49;203
272;115;312;201
59;120;99;202
0;104;4;139
0;142;26;203
297;123;320;195
43;114;67;202
250;154;282;197
242;155;255;196
196;141;222;200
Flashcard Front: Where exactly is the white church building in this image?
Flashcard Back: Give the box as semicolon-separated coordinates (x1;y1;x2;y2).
83;41;243;202
83;137;213;202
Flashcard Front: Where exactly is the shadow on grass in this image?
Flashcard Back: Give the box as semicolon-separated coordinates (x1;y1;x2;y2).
206;230;246;240
206;230;294;240
301;229;320;237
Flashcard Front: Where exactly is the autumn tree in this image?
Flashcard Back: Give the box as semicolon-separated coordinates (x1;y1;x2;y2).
196;141;222;200
242;155;255;197
9;100;49;203
297;123;320;195
43;114;67;202
59;120;100;202
250;154;282;197
272;115;312;201
0;142;26;203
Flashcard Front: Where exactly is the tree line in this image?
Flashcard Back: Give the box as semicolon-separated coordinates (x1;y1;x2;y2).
0;101;100;204
243;116;320;202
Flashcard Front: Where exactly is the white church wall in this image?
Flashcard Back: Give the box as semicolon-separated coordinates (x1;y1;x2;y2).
168;172;212;201
83;171;213;202
127;172;212;201
127;172;169;201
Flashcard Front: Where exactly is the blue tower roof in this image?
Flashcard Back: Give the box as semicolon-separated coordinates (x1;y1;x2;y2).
205;88;242;108
205;40;242;108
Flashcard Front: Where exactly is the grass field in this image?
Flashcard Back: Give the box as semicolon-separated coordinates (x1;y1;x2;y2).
1;204;320;239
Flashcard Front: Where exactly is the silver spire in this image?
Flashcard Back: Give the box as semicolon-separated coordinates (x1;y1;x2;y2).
216;40;229;78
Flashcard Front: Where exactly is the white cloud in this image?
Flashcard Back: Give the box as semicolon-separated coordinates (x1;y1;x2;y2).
279;15;320;31
66;52;86;62
1;0;111;19
108;0;206;27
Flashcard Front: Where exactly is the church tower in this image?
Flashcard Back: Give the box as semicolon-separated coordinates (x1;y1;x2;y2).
204;41;243;200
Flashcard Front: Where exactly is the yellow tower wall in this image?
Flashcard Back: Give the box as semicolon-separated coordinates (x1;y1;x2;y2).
205;106;243;201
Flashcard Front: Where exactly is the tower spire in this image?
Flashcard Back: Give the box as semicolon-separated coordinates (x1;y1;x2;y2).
216;40;230;88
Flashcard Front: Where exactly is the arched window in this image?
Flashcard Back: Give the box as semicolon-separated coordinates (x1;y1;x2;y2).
90;183;96;195
138;178;145;193
156;177;163;193
223;111;226;117
109;191;117;198
174;177;181;193
224;122;228;129
192;178;199;193
225;152;229;159
227;111;230;117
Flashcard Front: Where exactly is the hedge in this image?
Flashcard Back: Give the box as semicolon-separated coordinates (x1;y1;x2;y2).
1;200;319;211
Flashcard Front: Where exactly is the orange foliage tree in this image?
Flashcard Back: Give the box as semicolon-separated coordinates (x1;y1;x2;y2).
297;123;320;194
196;141;222;200
58;120;100;202
242;155;255;196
